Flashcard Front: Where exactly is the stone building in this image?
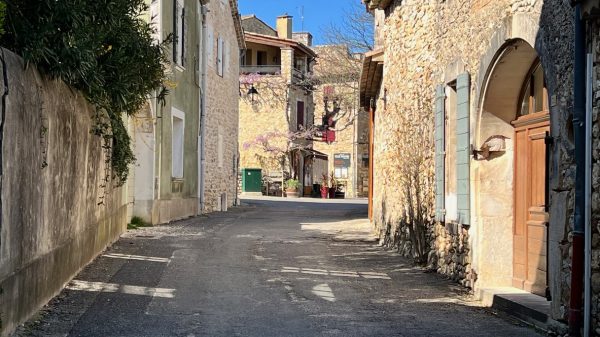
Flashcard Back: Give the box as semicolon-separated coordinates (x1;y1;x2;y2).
131;0;244;223
312;45;370;198
239;14;317;196
359;0;600;333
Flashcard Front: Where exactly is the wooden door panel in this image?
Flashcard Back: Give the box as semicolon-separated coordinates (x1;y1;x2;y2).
513;121;549;295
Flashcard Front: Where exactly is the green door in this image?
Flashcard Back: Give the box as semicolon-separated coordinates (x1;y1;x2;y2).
242;168;262;192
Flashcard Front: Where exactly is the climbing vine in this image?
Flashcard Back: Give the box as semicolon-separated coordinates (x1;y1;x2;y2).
0;0;170;185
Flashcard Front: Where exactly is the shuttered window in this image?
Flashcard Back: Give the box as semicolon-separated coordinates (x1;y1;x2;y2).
173;0;185;67
456;73;470;225
434;84;446;222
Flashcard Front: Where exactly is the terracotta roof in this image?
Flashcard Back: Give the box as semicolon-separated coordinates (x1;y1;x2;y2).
244;32;317;58
359;48;384;108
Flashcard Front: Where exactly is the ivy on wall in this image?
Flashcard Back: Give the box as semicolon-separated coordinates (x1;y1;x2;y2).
0;0;169;185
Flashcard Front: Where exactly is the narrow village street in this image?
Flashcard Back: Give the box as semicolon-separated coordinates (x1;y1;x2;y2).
16;198;542;337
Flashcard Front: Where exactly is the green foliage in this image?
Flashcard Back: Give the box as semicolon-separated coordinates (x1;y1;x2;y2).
1;0;169;185
284;178;301;190
0;2;6;37
127;215;150;229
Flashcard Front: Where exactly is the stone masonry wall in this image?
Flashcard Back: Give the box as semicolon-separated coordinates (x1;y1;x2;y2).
204;0;242;212
589;18;600;336
0;49;127;335
373;0;575;322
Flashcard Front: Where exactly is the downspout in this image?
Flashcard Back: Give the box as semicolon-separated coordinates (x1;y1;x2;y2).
584;53;593;337
569;4;586;336
198;1;208;214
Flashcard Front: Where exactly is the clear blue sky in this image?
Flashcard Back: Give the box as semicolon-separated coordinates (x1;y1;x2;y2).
238;0;360;45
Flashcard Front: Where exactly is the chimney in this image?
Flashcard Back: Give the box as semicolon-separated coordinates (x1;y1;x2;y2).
292;32;313;47
276;14;293;39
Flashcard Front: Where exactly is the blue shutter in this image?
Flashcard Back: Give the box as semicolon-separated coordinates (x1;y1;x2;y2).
434;85;445;222
456;73;470;225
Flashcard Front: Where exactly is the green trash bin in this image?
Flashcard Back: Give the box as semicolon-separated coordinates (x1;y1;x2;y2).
241;168;262;193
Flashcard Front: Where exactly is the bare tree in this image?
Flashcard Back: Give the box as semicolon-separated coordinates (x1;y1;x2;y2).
312;2;374;133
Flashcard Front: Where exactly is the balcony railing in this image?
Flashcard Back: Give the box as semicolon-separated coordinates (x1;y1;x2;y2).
293;67;307;83
240;65;281;75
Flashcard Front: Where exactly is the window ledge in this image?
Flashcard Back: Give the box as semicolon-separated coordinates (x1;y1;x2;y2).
175;64;185;72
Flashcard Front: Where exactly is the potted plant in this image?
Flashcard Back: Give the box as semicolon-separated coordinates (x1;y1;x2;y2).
329;172;337;199
335;182;345;199
320;174;329;198
284;178;301;198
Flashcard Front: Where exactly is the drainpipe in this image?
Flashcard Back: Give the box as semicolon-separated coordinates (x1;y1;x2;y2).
584;52;593;337
198;1;208;214
569;4;585;336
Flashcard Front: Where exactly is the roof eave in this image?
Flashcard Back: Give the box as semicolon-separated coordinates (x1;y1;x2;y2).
359;48;384;108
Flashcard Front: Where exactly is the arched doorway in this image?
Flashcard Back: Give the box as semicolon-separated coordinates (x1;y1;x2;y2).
477;39;550;296
513;60;549;296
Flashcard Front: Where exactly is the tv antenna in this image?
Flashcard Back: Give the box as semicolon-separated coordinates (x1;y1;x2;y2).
298;5;304;31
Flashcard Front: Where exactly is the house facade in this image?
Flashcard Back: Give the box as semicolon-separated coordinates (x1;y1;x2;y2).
312;45;370;198
131;0;244;223
360;0;600;333
239;15;317;196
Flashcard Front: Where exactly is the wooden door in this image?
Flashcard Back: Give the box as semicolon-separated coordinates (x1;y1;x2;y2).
513;115;549;296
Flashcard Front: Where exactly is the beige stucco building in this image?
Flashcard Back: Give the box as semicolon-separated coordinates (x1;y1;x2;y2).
359;0;600;333
239;14;317;196
131;0;244;223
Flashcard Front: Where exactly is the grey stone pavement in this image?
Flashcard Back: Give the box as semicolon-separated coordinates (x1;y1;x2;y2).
14;197;544;337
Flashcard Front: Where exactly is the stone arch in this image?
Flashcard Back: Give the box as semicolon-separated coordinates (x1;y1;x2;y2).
472;27;550;293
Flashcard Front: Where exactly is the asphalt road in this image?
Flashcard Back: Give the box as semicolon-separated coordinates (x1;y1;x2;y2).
15;197;543;337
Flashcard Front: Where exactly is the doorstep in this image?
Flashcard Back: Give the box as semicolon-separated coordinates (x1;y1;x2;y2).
476;287;553;331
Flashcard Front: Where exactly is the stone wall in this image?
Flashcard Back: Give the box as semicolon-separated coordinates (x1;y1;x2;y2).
239;75;291;173
589;17;600;336
0;50;127;336
371;0;575;323
203;0;242;212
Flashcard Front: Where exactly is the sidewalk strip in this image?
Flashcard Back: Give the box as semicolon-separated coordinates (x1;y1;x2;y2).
66;280;176;298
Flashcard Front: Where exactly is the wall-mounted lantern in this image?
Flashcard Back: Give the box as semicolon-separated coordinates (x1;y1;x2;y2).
247;85;259;102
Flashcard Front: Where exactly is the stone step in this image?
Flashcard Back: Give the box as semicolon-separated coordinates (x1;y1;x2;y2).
476;287;552;331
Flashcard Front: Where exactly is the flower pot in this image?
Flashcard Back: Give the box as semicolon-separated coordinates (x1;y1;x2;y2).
320;188;329;198
328;187;336;199
286;189;300;198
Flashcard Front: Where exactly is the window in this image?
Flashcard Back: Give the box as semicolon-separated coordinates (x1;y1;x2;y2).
217;36;224;76
172;108;185;178
173;0;185;67
444;83;457;222
519;62;547;117
150;0;161;44
257;51;267;66
334;153;350;179
296;101;305;130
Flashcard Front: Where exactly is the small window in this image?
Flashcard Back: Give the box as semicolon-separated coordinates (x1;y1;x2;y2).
172;108;185;178
296;101;305;130
173;0;185;67
257;51;267;66
217;36;224;76
518;61;547;117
